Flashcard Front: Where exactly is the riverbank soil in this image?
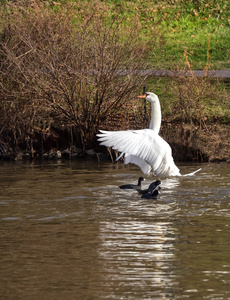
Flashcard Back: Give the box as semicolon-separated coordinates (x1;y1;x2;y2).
161;122;230;163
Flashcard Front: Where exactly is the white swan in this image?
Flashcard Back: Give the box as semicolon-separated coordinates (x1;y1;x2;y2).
97;92;200;177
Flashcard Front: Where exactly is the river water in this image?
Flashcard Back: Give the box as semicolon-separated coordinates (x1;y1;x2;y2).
0;160;229;299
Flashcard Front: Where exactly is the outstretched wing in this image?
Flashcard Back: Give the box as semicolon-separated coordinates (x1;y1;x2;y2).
97;129;180;177
124;154;152;175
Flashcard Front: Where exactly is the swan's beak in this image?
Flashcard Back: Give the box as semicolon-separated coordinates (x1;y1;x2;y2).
138;95;146;99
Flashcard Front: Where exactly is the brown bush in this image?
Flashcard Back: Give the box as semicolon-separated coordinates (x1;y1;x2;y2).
0;1;154;153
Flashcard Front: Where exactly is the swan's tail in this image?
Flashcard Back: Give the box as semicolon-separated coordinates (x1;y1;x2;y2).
183;168;202;176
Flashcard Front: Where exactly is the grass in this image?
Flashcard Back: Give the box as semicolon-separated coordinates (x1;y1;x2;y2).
158;18;230;69
154;77;229;124
1;0;230;69
91;0;230;69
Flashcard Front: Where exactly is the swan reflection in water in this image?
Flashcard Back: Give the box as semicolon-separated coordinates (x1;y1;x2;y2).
94;170;182;297
98;218;177;298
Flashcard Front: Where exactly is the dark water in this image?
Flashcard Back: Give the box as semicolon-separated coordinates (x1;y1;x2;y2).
0;160;229;299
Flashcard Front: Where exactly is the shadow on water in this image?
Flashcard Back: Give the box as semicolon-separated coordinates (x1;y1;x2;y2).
0;160;230;299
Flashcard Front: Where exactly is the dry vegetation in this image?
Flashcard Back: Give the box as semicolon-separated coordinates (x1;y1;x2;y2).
0;2;155;156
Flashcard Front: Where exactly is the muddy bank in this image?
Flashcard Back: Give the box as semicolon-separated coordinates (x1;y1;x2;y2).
161;122;230;163
0;122;229;163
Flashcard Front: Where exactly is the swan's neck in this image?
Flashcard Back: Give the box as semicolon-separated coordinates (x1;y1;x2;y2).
149;99;161;134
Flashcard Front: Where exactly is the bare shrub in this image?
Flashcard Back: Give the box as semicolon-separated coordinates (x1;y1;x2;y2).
0;1;155;153
171;74;207;126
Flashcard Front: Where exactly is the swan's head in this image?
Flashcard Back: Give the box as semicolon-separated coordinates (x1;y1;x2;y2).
138;92;159;104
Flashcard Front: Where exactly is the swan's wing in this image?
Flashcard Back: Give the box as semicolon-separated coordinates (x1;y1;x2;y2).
115;151;152;175
97;129;180;177
124;154;152;175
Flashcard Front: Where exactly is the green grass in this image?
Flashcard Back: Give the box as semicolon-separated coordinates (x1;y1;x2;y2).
156;15;230;69
143;76;230;125
1;0;230;69
101;0;230;69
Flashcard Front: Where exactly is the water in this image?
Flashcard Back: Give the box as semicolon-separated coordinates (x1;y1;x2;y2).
0;160;229;299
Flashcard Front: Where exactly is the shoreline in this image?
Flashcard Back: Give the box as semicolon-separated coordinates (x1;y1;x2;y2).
1;121;229;163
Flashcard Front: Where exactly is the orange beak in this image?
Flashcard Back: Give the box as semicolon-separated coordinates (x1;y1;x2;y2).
138;94;146;99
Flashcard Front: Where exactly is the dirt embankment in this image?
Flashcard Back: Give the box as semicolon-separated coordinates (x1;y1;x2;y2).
161;122;230;163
